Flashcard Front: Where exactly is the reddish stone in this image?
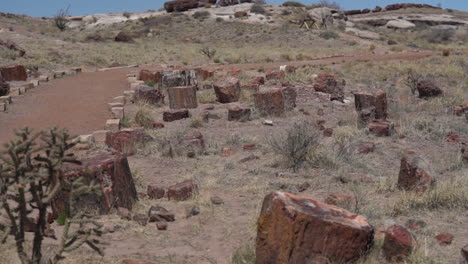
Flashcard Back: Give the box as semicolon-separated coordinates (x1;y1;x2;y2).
297;182;310;192
164;0;199;12
242;76;265;91
385;3;438;11
228;105;251;121
0;65;27;81
462;245;468;263
254;86;297;116
243;143;256;150
417;80;443;98
398;153;434;192
356;141;375;154
373;6;382;12
133;214;148;226
160;69;197;89
453;104;468;116
446;131;460;142
265;70;285;80
184;131;205;152
344;9;363;15
156;222;168;230
167;180;199;201
52;153;138;218
325;194;356;210
323;128;333;137
383;225;417;262
105;129;151;155
435;233;453;246
138;69;161;83
152;122;165;129
369;120;393;137
463;148;468;164
213;77;241;103
256;192;374;263
147;185;165;199
163;109;189;122
353;89;387;126
148;206;175;222
313;73;345;102
0;39;25;57
317;108;325;116
239;154;258;163
250;76;265;85
234;11;248;18
228;69;242;76
0;72;10;96
117;207;131;220
167;86;198;109
210;196;224;205
221;147;235;157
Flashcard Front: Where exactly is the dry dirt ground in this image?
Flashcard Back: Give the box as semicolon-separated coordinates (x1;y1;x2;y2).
0;4;468;264
2;53;467;264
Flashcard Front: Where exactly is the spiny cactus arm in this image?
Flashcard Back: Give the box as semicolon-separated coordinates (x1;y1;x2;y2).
2;202;18;239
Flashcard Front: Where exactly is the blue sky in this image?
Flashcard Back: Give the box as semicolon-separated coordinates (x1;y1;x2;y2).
1;0;466;17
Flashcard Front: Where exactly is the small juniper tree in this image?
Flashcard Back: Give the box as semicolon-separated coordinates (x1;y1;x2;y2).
0;127;105;264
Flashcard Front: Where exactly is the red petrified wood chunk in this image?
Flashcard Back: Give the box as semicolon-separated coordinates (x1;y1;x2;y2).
167;180;199;201
382;225;417;262
397;153;434;192
213;77;241;103
0;65;27;81
256;191;374;263
52;153;138;218
163;109;190;122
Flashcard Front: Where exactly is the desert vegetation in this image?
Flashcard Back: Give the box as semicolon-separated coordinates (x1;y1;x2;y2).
0;1;467;264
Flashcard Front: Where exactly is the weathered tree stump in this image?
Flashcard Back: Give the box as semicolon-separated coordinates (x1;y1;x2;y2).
168;86;198;109
160;70;197;89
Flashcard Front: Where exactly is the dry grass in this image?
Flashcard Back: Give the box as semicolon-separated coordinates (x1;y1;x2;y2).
392;176;468;216
134;102;155;128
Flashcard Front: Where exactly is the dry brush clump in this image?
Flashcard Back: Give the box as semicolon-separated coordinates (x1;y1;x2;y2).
133;102;155;128
267;122;320;172
0;127;105;264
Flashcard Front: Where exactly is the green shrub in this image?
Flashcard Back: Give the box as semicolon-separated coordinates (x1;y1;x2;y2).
193;11;211;20
250;4;267;15
282;1;305;7
268;122;319;172
423;29;455;43
319;30;339;40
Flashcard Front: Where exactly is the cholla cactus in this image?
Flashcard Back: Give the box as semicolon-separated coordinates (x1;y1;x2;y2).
0;127;105;264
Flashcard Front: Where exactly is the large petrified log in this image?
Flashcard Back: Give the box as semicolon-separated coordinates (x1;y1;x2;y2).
0;65;27;81
160;69;197;89
168;86;198;109
254;86;296;116
164;0;199;13
52;152;138;218
256;191;374;263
